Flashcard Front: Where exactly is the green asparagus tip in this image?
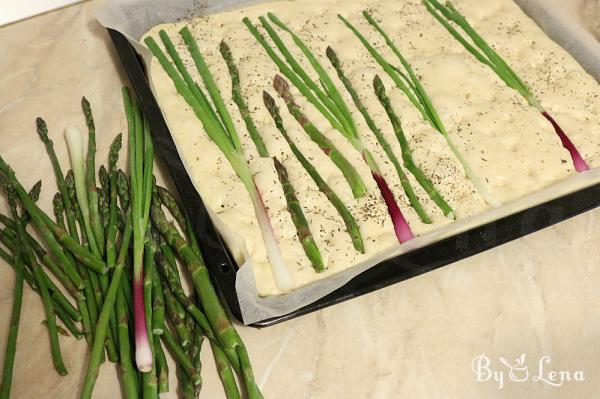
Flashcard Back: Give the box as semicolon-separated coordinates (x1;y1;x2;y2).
36;117;49;139
263;90;276;109
29;180;42;201
81;96;91;116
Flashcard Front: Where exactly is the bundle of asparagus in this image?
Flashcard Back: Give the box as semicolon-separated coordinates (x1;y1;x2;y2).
0;90;262;399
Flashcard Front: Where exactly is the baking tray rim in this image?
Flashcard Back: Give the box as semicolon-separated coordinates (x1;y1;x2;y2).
107;27;600;327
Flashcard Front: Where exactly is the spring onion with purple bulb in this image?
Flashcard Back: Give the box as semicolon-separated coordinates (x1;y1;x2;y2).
252;14;416;242
423;0;589;172
144;29;294;291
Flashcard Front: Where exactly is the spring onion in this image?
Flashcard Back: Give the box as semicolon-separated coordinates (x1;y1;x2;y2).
423;0;589;172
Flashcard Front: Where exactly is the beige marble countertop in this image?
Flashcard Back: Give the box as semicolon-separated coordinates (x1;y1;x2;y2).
1;1;600;398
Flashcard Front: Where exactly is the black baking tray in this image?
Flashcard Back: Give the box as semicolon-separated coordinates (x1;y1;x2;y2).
108;28;600;327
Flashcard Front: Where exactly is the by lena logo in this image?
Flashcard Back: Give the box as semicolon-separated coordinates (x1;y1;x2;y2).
471;353;585;389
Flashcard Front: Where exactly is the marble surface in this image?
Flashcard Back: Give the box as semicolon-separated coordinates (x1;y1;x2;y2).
1;1;600;398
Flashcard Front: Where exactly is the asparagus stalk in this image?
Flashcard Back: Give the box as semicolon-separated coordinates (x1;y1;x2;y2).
0;245;83;339
1;221;82;322
0;177;67;376
263;91;365;253
19;180;41;227
219;41;325;272
163;283;191;347
373;75;457;218
98;167;110;231
211;339;241;399
0;158;94;285
339;12;500;208
259;15;421;238
273;157;325;271
157;243;187;320
79;206;133;398
82;97;106;255
150;236;166;336
65;170;97;344
154;252;215;343
146;30;293;291
242;17;345;134
36;123;98;340
65;126;102;256
273;75;367;199
150;203;262;399
219;41;269;157
36;119;79;240
0;223;24;399
265;13;356;136
155;336;169;393
116;285;140;399
155;187;190;249
326;47;450;220
423;0;589;172
161;328;201;386
106;134;123;270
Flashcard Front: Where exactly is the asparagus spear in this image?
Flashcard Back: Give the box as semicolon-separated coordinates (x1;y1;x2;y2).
264;13;356;137
263;91;365;253
1;217;82;323
150;202;262;399
98;166;110;231
373;75;457;218
155;336;169;393
0;219;24;399
0;245;83;339
219;41;269;157
19;180;41;227
37;121;98;342
146;30;293;291
273;157;325;271
116;285;140;399
0;158;94;284
339;12;500;208
154;252;215;343
36;119;79;240
273;75;367;199
81;97;106;255
219;41;325;272
150;234;166;336
211;339;241;399
65;170;98;344
326;47;447;221
161;328;201;386
242;17;344;133
106;134;123;270
79;205;133;398
0;176;67;376
163;283;191;347
257;15;421;239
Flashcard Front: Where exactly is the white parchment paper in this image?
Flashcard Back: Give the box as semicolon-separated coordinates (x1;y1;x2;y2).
98;0;600;324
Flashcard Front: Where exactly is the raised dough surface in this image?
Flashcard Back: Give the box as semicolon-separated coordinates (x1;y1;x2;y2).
145;0;600;296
